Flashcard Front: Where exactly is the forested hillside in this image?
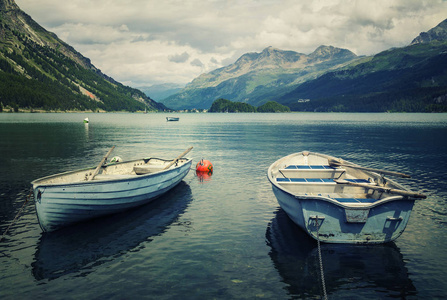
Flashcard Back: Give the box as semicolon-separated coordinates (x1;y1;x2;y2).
279;41;447;112
0;0;166;112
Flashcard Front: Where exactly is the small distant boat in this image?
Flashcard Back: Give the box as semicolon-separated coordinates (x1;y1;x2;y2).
268;151;426;244
166;117;179;121
31;147;193;232
83;117;89;123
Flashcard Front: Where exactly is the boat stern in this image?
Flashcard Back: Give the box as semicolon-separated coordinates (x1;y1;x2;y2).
302;197;416;244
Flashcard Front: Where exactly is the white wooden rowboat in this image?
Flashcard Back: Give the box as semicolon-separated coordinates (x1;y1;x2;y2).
32;151;192;232
268;151;426;244
166;117;179;121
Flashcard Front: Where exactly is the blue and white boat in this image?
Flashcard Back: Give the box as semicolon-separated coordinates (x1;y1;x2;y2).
32;149;192;232
166;117;179;121
267;151;426;244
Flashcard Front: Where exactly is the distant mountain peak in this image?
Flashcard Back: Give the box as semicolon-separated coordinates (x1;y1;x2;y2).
234;46;297;63
309;45;357;61
411;18;447;45
260;46;285;55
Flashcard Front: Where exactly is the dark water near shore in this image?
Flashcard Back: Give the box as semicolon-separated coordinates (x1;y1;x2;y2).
1;112;446;299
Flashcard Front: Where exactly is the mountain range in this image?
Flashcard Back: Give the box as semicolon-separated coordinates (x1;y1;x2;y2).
162;45;359;110
1;0;446;113
0;0;165;112
162;19;447;112
278;19;447;112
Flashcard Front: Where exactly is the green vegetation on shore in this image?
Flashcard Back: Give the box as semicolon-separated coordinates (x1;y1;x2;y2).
209;98;290;112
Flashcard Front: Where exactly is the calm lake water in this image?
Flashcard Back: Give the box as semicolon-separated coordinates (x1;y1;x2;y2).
1;112;446;299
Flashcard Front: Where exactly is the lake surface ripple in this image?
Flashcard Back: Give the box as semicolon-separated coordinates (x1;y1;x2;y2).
1;113;446;299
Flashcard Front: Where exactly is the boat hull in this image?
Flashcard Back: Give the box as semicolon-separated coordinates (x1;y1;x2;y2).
33;159;192;232
271;184;415;243
166;117;179;121
268;151;419;244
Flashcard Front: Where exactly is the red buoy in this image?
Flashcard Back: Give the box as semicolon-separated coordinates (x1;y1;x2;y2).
196;159;213;173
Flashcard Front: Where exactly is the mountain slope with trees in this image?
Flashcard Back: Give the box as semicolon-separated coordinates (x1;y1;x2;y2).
209;98;257;113
208;98;290;113
411;19;447;45
278;40;447;112
0;0;166;112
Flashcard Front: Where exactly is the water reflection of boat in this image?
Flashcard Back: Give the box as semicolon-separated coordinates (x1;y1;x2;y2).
265;208;417;298
32;182;192;281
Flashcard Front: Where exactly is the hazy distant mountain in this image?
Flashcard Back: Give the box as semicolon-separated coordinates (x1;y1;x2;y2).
138;83;184;101
189;46;356;88
0;0;166;112
161;45;359;110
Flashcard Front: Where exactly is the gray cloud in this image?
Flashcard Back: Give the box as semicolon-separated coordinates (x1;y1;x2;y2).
168;52;190;63
190;59;204;67
15;0;447;87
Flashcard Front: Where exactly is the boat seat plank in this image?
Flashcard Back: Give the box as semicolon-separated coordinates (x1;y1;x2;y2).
94;174;137;180
280;165;345;179
276;178;335;183
284;165;337;170
133;165;165;175
344;179;370;184
301;192;377;203
334;198;377;203
276;178;370;184
276;177;375;195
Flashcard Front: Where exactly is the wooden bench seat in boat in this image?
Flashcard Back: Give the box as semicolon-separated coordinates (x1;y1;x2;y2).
276;178;370;184
284;165;336;169
280;165;345;179
299;192;378;203
133;165;166;175
93;174;137;180
276;177;374;194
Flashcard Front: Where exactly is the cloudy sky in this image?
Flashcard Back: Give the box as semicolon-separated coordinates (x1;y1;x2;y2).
15;0;447;88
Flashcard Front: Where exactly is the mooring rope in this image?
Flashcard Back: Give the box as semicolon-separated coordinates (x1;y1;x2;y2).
0;189;33;241
315;216;328;300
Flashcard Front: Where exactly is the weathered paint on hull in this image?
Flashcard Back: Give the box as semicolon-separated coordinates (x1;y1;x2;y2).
33;160;192;232
272;183;415;244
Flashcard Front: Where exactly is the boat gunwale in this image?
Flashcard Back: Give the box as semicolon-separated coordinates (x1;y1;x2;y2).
31;157;192;188
267;151;419;209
